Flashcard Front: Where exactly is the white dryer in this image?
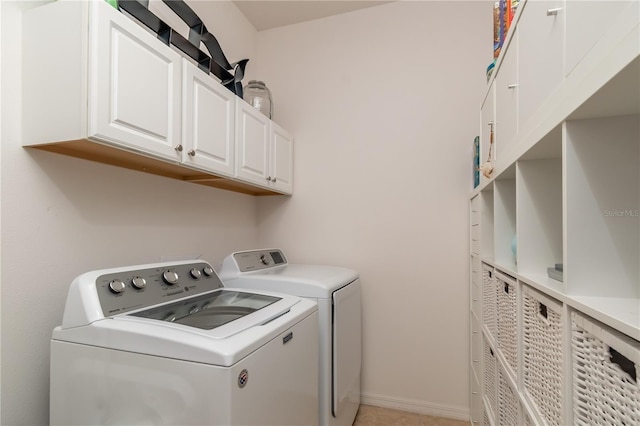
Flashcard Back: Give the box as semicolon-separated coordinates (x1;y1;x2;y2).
50;260;319;425
219;249;361;426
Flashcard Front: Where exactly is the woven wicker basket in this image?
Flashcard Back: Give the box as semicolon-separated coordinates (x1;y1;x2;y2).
523;286;564;425
484;337;498;421
483;263;497;341
572;312;640;425
521;403;536;426
498;366;519;425
496;272;518;376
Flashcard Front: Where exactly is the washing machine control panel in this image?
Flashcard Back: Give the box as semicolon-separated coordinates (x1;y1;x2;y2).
233;249;287;272
95;262;222;317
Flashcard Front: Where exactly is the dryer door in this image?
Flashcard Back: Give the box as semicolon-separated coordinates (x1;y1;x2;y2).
332;279;362;417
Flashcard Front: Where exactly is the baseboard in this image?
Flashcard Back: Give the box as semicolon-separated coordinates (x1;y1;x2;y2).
359;392;470;422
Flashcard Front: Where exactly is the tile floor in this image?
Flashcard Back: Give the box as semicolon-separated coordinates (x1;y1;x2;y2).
353;404;468;426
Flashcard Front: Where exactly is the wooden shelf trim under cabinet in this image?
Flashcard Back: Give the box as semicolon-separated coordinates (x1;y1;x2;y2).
26;139;280;196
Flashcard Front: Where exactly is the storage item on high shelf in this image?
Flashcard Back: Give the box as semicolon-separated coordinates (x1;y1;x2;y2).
480;121;494;178
117;0;249;97
486;60;496;82
493;2;501;58
473;136;480;188
243;81;273;119
493;0;520;59
547;263;563;282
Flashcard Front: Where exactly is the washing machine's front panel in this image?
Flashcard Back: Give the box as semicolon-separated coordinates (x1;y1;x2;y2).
51;309;319;426
332;278;362;421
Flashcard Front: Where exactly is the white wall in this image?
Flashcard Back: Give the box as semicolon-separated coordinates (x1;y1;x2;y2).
254;2;491;418
0;1;260;424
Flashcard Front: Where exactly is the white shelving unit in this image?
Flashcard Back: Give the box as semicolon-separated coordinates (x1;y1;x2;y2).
469;1;640;425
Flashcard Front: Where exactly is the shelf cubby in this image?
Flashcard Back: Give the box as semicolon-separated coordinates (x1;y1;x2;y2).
564;114;639;298
494;166;517;271
564;114;639;335
480;187;495;260
516;126;564;291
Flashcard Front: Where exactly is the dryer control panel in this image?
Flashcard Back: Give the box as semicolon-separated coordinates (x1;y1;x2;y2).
232;249;288;272
95;262;223;317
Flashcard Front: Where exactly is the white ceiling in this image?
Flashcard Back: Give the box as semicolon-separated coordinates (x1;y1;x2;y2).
233;1;392;31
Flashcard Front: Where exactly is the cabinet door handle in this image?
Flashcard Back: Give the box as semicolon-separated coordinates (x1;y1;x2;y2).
507;84;518;89
266;176;272;182
546;8;561;16
272;178;277;183
174;144;183;152
188;150;196;157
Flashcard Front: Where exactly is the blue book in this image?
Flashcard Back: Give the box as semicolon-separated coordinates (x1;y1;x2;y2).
473;136;480;188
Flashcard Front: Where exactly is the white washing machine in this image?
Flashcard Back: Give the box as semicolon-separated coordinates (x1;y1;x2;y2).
219;249;361;426
50;259;319;425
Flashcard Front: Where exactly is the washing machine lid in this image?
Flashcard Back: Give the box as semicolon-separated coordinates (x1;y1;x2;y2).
129;289;280;330
219;249;359;298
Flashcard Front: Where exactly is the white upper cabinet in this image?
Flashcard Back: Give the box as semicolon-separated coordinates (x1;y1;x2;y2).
270;123;294;194
182;60;235;177
494;33;519;160
235;100;293;194
235;100;271;186
22;0;182;161
22;0;294;196
565;0;634;76
480;82;495;167
517;0;563;126
90;5;182;161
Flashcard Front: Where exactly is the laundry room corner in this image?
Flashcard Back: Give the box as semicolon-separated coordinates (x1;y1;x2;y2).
254;1;492;419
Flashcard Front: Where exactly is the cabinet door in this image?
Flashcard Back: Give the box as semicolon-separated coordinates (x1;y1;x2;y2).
270;123;294;194
89;4;182;161
235;101;270;187
182;60;235;176
517;0;563;125
495;30;519;160
565;0;633;77
480;83;495;185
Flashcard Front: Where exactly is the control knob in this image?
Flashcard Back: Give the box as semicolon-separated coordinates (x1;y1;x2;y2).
108;279;126;294
203;266;214;276
162;270;179;285
131;276;147;289
259;254;270;266
190;268;202;279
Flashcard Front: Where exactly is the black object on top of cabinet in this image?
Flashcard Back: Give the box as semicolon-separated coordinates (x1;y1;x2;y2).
117;0;248;97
